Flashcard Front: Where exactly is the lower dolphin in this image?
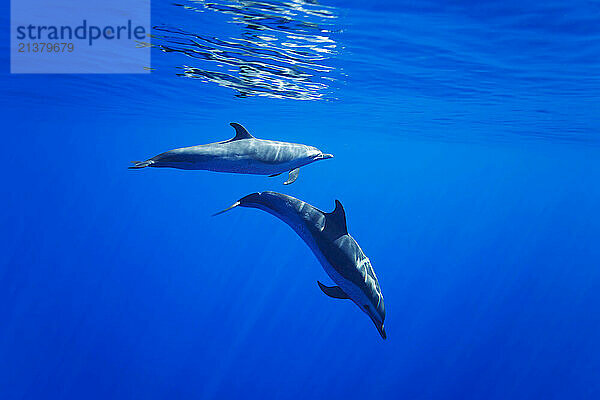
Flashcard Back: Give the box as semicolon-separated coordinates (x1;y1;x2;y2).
215;191;386;339
129;122;333;185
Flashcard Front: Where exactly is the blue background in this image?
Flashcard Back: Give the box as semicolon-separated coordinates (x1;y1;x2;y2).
2;1;600;399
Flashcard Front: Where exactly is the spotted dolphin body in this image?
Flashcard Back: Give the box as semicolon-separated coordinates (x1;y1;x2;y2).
129;123;333;185
215;192;386;339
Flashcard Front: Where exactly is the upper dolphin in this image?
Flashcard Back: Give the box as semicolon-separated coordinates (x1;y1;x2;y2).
129;122;333;185
215;191;386;339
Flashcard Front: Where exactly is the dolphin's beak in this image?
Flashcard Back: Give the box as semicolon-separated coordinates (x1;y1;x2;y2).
364;304;386;340
377;324;387;340
316;153;334;160
365;306;387;340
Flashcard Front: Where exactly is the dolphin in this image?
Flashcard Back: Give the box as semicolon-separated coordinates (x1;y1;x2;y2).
215;192;386;339
129;122;333;185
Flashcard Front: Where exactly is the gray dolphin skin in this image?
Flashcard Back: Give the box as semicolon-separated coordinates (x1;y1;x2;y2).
215;192;386;339
129;122;333;185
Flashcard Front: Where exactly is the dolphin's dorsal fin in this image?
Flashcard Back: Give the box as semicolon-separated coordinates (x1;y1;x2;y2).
229;122;254;140
318;281;350;299
323;200;348;237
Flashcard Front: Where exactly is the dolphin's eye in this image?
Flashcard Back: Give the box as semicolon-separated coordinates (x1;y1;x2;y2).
364;304;371;311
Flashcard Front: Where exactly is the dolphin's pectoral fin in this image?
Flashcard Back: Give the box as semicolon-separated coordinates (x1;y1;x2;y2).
269;172;283;177
317;281;350;300
283;168;300;185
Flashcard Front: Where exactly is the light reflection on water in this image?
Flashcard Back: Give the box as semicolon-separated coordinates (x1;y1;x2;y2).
151;0;340;100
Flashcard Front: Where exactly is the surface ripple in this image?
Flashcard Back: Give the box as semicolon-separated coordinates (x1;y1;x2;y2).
151;0;340;100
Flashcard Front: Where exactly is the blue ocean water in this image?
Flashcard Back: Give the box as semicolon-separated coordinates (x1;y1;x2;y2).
1;0;600;399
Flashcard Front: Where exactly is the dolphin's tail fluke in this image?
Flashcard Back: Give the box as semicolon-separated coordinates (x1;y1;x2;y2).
128;160;153;169
213;193;261;216
212;201;241;216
